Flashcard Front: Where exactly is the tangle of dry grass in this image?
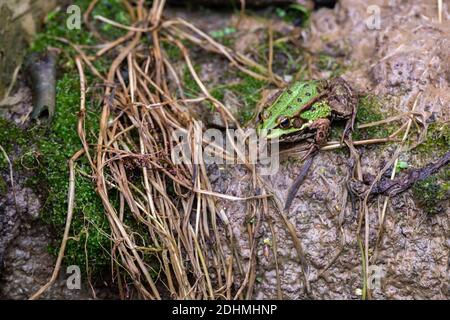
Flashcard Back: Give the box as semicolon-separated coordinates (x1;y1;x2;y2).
29;0;283;300
30;0;430;300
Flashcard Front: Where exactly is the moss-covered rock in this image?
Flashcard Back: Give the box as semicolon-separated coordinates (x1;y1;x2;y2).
354;94;395;140
23;0;133;276
413;169;449;215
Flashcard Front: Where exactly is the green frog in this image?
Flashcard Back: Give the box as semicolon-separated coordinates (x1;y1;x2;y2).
256;77;358;210
257;77;357;145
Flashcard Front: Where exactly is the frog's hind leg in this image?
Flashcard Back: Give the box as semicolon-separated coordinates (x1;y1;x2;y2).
284;149;317;211
283;119;330;211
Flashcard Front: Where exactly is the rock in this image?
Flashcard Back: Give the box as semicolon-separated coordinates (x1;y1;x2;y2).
0;0;57;100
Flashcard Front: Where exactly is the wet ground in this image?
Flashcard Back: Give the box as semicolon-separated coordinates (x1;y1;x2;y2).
0;84;97;299
0;0;448;299
200;0;450;299
206;0;450;299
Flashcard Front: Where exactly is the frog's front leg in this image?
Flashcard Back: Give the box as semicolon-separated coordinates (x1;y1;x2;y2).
326;77;358;141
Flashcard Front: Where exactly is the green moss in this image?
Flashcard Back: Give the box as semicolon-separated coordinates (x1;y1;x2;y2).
329;123;345;141
414;122;449;157
0;119;42;197
324;94;393;146
0;118;29;170
162;42;182;61
209;27;236;47
19;151;40;170
31;0;130;53
275;4;311;27
0;118;28;149
354;95;394;140
0;175;7;195
210;86;225;102
272;41;298;72
413;168;449;215
36;73;110;275
411;123;449;215
221;72;266;124
183;64;202;98
316;53;347;78
268;34;309;80
26;0;127;276
31;2;94;53
182;62;266;124
0;83;110;275
93;0;130;40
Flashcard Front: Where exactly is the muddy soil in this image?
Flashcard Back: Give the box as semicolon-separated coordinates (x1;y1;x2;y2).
210;0;450;299
0;1;448;299
0;144;94;299
0;83;117;299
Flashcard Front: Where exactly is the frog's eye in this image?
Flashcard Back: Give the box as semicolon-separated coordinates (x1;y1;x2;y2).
277;116;290;129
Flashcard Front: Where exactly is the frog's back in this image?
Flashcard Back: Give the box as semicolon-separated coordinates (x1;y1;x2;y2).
272;81;319;117
260;80;321;130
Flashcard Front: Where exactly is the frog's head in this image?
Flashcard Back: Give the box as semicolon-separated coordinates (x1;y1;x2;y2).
256;81;321;140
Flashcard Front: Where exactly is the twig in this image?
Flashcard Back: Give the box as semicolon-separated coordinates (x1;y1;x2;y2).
0;145;18;215
29;149;85;300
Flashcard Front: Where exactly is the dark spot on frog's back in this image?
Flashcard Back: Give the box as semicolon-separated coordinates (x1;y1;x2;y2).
305;92;311;96
297;97;302;103
287;89;293;95
288;105;297;112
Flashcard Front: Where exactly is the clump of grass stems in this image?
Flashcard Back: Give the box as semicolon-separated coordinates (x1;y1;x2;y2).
30;0;430;300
